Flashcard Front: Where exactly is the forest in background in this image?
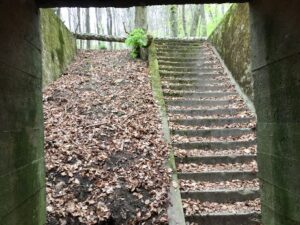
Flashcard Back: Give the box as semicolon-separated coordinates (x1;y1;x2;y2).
55;4;231;50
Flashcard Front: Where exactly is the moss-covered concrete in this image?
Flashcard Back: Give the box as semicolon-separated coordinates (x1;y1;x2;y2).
209;4;253;101
0;0;46;224
148;42;185;225
40;9;76;87
250;0;300;224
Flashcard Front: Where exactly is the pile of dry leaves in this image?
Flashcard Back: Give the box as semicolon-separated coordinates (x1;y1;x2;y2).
44;50;170;225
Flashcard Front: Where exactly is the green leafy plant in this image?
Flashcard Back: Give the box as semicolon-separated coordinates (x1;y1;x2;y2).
125;28;147;59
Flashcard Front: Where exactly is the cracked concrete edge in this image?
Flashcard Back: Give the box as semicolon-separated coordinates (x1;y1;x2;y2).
210;44;257;116
148;42;186;225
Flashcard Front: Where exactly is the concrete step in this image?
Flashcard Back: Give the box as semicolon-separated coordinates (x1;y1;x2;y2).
162;84;228;91
163;91;236;98
157;53;211;59
168;108;246;117
166;99;230;107
154;41;203;46
171;128;253;137
158;56;212;62
175;155;257;165
181;189;260;203
185;212;261;225
178;171;258;182
158;61;218;67
160;67;221;73
173;140;256;150
170;117;253;126
163;79;220;85
160;72;221;79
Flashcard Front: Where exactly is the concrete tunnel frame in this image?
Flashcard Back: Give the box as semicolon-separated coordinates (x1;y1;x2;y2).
1;0;300;224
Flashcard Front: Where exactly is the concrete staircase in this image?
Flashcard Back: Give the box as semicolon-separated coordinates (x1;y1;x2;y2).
155;40;261;225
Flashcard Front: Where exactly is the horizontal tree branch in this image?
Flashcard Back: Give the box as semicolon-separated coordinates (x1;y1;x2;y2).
73;33;204;44
74;33;126;43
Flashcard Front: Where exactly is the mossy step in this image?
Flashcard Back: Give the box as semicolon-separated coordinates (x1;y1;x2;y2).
158;61;218;67
156;48;207;53
162;84;228;91
178;170;258;182
160;72;220;79
163;79;220;85
154;41;203;45
157;57;209;62
168;108;245;116
163;91;237;98
173;140;256;150
185;212;260;225
181;189;259;203
157;52;210;57
171;128;253;137
170;117;254;126
159;67;221;73
175;154;256;165
165;99;230;107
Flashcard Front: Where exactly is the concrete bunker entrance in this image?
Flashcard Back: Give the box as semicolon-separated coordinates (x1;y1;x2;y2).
1;0;300;225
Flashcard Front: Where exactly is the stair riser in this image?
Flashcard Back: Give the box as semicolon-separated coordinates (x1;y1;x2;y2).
166;100;230;107
161;74;220;79
176;155;257;164
170;118;253;126
171;128;253;137
163;92;236;98
163;85;228;91
185;213;261;225
163;80;220;85
168;108;245;116
173;141;256;150
178;171;258;182
160;69;221;74
181;190;260;203
158;62;218;67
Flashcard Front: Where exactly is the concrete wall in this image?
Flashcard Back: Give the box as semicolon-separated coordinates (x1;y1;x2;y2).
250;0;300;224
0;1;46;224
40;9;76;87
209;4;253;101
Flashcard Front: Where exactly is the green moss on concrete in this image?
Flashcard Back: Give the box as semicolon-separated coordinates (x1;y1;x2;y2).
40;9;76;87
209;4;253;101
148;42;185;225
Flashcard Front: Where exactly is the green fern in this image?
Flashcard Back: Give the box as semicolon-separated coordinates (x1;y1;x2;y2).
125;29;147;59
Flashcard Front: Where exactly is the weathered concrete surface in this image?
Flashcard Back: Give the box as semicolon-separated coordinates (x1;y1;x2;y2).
41;9;76;87
0;0;46;224
250;0;300;224
37;0;248;8
209;4;253;101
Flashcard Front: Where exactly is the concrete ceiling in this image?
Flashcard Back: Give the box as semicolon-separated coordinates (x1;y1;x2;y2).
37;0;248;8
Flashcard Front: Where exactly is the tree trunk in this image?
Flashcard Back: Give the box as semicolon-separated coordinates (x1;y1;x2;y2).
134;6;147;31
68;8;72;31
56;8;61;18
85;8;91;49
106;8;113;49
77;8;83;49
200;5;207;37
95;8;102;48
190;5;201;37
182;5;188;37
169;5;178;37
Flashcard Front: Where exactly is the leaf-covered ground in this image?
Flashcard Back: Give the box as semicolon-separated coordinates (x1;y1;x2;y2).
44;50;170;225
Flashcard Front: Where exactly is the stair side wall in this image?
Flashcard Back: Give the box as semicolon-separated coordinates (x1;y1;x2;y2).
0;1;46;224
209;4;253;101
250;0;300;224
40;9;77;87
